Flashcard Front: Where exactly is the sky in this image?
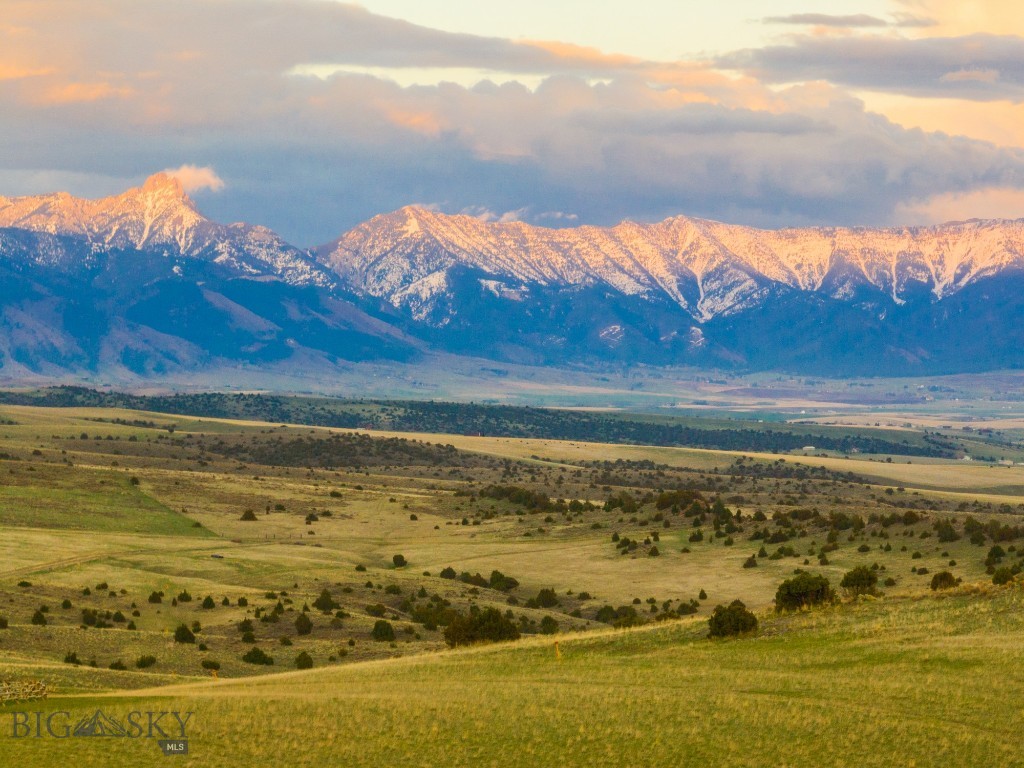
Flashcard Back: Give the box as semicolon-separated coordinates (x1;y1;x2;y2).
1;0;1023;245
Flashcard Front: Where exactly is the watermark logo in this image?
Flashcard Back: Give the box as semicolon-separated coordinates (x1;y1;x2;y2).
10;709;192;754
72;709;128;737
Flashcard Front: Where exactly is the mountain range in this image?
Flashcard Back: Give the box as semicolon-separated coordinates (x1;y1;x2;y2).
1;172;1022;380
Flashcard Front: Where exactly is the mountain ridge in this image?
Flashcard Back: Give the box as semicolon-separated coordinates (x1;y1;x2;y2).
0;174;1022;378
0;174;333;287
320;204;1024;323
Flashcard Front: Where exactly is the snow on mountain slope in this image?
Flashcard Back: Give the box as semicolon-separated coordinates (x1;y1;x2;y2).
0;174;332;287
319;207;1024;322
3;172;1022;334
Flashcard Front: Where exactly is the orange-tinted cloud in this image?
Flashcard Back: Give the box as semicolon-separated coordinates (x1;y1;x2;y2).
383;107;446;137
900;0;1024;37
519;40;642;69
896;186;1024;223
0;63;53;80
858;92;1024;146
40;81;134;104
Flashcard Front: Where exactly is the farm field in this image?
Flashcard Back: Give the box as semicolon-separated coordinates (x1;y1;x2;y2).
0;402;1020;766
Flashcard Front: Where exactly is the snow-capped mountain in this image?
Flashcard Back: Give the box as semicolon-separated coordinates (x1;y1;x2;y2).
0;176;412;378
0;174;1023;378
0;173;333;287
319;206;1024;323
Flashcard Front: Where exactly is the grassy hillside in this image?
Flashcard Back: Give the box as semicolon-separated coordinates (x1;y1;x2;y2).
2;585;1022;767
0;404;1021;766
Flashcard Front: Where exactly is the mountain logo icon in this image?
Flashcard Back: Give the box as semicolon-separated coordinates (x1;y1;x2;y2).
72;709;128;737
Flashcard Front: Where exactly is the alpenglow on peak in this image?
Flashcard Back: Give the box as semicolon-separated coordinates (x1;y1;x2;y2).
319;205;1024;322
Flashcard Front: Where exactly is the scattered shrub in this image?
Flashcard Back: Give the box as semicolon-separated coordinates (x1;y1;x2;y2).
708;600;758;638
295;613;313;636
992;567;1015;586
930;571;959;591
488;570;520;592
241;647;274;665
313;589;338;613
840;566;879;597
173;624;196;644
934;520;960;543
443;608;520;647
295;651;314;670
371;620;396;642
532;588;559;608
775;573;834;612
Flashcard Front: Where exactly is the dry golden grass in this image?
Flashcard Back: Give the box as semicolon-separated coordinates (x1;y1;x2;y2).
3;585;1022;767
0;404;1020;766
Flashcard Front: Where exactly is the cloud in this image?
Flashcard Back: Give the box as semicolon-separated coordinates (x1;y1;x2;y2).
0;63;53;80
763;14;889;28
762;13;937;30
939;68;999;83
895;186;1024;224
536;211;579;222
890;13;938;29
163;165;225;193
457;205;579;225
855;92;1024;147
41;82;134;105
896;0;1024;37
572;104;828;137
0;0;1022;244
459;205;529;223
719;34;1024;102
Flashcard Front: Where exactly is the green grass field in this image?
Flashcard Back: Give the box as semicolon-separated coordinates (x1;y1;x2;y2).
0;404;1021;766
2;585;1021;767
